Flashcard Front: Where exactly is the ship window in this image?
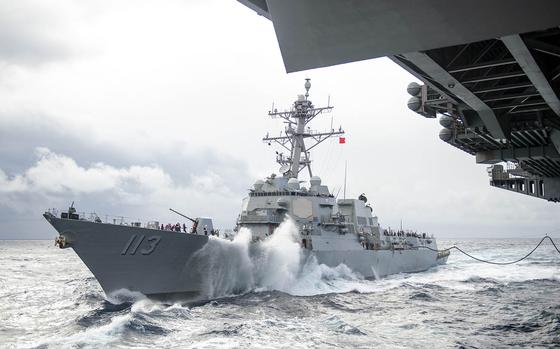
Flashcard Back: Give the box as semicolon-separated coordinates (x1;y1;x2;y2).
357;217;367;226
368;217;374;225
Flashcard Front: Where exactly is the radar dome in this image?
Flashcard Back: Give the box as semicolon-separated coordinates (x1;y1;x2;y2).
439;128;453;142
253;180;264;191
407;82;421;96
287;178;300;190
439;115;454;129
407;96;421;112
310;176;321;186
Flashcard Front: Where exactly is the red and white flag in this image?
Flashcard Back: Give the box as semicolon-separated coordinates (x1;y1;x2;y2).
339;137;346;144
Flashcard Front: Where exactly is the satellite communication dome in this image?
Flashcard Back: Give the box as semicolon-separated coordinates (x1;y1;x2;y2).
439;115;454;129
407;96;421;112
254;180;264;191
310;176;321;186
439;128;453;141
407;82;421;96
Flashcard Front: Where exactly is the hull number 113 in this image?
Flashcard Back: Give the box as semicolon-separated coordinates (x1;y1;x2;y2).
120;234;161;255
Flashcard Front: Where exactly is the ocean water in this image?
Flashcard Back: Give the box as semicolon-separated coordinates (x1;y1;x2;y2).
1;233;559;348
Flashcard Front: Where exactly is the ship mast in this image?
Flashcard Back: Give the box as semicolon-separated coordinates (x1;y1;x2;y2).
263;79;345;179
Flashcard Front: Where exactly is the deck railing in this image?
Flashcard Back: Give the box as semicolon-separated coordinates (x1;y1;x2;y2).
46;208;234;233
46;208;170;230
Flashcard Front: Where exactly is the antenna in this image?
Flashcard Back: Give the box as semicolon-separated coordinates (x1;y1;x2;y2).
334;185;342;199
343;161;347;200
279;164;290;175
263;79;343;179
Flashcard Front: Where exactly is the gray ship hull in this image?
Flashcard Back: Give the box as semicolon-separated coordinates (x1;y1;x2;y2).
45;214;447;301
315;249;447;279
45;214;208;300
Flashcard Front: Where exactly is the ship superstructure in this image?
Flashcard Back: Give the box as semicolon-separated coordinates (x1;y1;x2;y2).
237;79;449;278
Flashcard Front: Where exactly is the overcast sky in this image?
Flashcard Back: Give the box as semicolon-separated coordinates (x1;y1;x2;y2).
0;0;558;240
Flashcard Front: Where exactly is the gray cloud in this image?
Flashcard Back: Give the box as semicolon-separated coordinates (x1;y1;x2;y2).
0;114;252;239
0;112;250;192
0;2;73;66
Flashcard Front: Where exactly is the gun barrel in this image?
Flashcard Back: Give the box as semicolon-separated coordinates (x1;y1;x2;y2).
169;208;197;223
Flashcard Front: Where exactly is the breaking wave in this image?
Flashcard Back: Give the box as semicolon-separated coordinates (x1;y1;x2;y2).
35;299;188;348
189;218;364;299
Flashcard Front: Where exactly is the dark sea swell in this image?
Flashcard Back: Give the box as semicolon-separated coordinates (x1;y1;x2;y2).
0;238;558;348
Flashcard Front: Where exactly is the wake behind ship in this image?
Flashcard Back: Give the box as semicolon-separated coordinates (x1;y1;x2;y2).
44;80;449;300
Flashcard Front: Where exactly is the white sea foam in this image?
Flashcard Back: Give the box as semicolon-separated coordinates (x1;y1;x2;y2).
253;218;303;291
36;313;133;349
106;288;147;304
191;227;255;298
191;218;372;298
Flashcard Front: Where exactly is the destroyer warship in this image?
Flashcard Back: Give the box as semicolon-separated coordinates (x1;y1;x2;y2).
44;79;449;300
